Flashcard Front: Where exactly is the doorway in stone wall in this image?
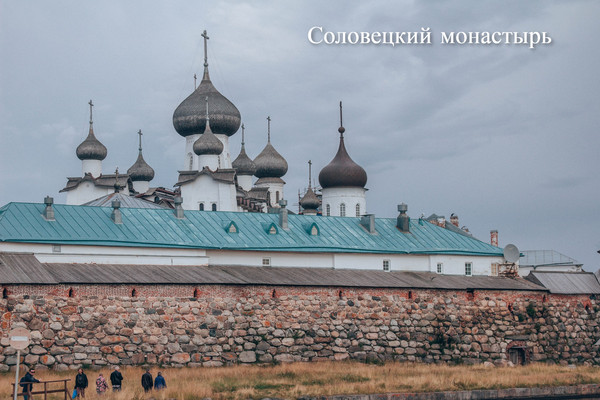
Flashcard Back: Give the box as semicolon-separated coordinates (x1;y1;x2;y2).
508;347;526;365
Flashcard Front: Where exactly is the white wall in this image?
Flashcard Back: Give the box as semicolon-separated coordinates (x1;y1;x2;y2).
215;134;232;168
254;180;284;208
66;182;129;205
180;174;237;211
321;187;366;217
81;159;102;177
184;134;200;171
237;174;253;191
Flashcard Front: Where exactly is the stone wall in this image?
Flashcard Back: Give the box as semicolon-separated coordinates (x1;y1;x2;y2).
1;284;599;371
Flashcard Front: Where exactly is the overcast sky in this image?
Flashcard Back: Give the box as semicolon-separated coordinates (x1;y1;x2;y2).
1;1;598;270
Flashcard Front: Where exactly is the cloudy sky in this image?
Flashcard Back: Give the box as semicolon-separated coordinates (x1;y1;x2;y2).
1;1;598;270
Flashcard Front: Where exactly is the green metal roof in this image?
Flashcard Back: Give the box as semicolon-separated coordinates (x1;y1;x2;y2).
0;202;504;256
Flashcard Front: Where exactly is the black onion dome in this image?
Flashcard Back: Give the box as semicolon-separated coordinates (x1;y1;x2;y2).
319;134;367;189
127;152;154;182
193;121;223;156
173;72;241;137
232;145;256;175
254;142;288;178
300;187;320;210
76;125;107;161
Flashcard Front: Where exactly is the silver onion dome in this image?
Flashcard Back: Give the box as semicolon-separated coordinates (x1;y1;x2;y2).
76;100;107;161
127;130;155;182
254;117;287;178
318;103;367;189
232;124;256;175
193;119;224;156
173;31;241;137
300;187;320;211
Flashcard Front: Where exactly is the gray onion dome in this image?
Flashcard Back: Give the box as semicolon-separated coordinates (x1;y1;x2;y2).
233;146;256;175
173;67;240;137
254;117;288;178
127;131;154;182
76;124;107;161
193;120;223;156
254;143;287;178
319;126;367;189
300;187;320;211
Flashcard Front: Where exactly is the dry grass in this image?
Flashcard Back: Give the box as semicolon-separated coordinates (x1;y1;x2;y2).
1;362;599;400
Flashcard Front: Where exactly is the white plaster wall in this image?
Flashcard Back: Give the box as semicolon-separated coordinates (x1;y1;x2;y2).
207;250;333;268
180;174;237;211
66;182;110;205
254;181;284;207
321;187;366;217
198;154;219;171
0;243;208;265
237;175;253;192
132;180;149;194
81;160;102;177
215;134;232;168
429;255;506;276
518;264;576;277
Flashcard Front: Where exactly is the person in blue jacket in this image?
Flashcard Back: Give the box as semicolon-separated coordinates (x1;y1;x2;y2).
154;371;167;390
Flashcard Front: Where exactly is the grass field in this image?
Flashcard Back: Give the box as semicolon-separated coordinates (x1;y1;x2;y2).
2;362;599;400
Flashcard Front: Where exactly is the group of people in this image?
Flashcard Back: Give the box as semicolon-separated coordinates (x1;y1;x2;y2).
20;366;166;398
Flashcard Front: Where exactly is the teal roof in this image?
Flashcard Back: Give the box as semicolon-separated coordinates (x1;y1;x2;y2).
0;202;504;256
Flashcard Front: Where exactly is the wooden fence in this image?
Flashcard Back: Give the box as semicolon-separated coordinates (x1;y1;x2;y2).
12;379;71;400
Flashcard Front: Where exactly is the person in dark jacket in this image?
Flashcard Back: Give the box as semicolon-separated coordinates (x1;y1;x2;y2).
20;368;40;400
154;371;166;390
74;368;88;398
141;369;153;392
109;366;123;391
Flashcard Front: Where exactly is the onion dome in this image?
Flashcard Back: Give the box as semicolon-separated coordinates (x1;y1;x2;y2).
300;161;320;211
173;30;241;137
232;124;256;175
193;97;224;156
127;130;155;182
318;102;367;189
76;100;107;160
254;116;288;178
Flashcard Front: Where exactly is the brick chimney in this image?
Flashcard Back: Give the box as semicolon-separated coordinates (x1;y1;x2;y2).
450;213;459;227
490;230;498;247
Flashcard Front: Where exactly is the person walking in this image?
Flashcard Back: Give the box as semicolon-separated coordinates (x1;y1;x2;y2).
141;369;153;392
74;368;88;398
109;366;123;392
95;373;108;395
154;371;167;390
20;368;40;400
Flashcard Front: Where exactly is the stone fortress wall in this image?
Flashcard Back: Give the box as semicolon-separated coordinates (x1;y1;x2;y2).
1;284;598;370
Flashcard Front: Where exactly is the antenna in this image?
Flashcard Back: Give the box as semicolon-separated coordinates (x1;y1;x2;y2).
503;244;520;263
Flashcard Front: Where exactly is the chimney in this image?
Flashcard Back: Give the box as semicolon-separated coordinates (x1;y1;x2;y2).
174;196;184;219
450;213;459;227
111;199;122;224
396;203;410;233
360;214;376;234
278;199;289;230
490;230;498;247
43;196;55;221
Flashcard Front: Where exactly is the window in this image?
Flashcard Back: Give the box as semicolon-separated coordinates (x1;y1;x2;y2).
437;263;443;274
68;288;74;298
466;289;475;300
276;191;280;203
491;263;499;276
199;203;204;211
193;288;199;298
326;204;330;216
268;225;277;235
340;203;346;217
131;288;137;297
228;224;237;233
355;204;360;217
2;288;7;299
211;203;217;211
465;262;472;276
262;257;271;267
52;244;61;253
188;153;193;170
310;225;318;236
383;259;390;272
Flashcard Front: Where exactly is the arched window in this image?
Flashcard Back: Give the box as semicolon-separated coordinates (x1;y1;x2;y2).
131;288;137;297
355;203;360;217
267;192;271;206
193;288;199;298
211;203;217;211
326;204;330;216
271;289;277;298
199;203;204;211
2;287;8;299
188;153;193;170
68;288;74;298
276;191;280;203
340;203;346;217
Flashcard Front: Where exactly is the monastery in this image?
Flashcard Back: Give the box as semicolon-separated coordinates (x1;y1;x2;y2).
2;32;599;370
